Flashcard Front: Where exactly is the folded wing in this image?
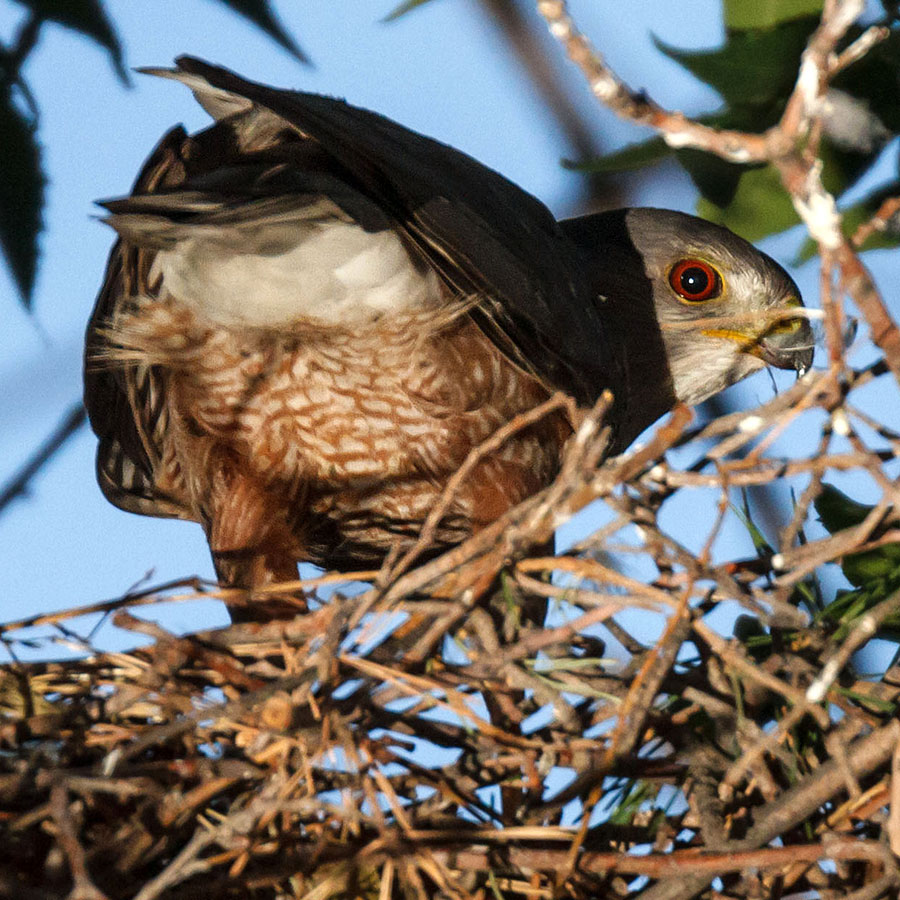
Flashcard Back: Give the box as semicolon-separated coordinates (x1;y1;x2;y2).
84;58;617;519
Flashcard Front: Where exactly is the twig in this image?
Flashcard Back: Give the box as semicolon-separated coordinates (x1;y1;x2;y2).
693;620;829;727
640;721;900;900
0;402;86;515
535;0;769;162
49;783;110;900
831;25;891;74
807;589;900;703
852;196;900;247
384;393;573;581
889;740;900;857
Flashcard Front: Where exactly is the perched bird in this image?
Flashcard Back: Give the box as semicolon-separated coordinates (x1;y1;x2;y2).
85;58;813;616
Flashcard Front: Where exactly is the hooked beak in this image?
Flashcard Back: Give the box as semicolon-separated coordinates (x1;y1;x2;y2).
755;304;815;376
702;300;814;377
756;324;814;375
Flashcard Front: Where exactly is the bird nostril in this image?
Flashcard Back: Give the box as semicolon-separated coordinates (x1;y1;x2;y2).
765;298;807;337
769;318;803;336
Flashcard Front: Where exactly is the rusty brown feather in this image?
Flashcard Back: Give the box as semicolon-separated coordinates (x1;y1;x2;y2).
85;58;813;619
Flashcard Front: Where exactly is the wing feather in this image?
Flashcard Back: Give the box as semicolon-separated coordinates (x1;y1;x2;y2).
84;127;193;519
169;56;618;404
84;59;621;520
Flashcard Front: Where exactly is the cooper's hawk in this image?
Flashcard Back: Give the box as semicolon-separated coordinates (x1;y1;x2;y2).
85;58;813;616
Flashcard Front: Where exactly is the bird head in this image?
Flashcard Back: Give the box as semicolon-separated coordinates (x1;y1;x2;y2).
561;208;814;449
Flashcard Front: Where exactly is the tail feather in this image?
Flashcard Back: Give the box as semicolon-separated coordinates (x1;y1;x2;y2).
137;65;253;120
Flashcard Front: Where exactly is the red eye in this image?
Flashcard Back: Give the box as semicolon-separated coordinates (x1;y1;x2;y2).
669;259;721;302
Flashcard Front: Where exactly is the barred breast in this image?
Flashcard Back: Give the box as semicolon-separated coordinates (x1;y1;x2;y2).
103;296;572;568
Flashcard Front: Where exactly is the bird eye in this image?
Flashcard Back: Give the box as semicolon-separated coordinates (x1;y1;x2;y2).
669;259;721;302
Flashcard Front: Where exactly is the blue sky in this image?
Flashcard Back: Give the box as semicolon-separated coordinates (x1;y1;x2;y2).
1;0;897;655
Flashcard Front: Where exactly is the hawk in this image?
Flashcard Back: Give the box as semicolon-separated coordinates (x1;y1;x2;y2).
85;58;813;617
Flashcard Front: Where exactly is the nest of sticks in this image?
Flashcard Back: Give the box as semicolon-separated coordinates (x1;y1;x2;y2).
2;355;900;900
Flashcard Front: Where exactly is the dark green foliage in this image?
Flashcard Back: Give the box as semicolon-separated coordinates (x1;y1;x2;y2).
213;0;307;62
814;483;900;636
573;0;900;251
0;83;43;306
833;27;900;133
383;0;439;22
652;17;817;109
10;0;128;82
1;0;305;308
722;0;825;29
606;779;657;826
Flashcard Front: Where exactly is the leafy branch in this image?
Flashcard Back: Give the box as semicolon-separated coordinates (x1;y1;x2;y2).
0;0;306;307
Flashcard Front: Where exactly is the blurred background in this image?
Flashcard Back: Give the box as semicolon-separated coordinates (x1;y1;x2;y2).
1;0;897;655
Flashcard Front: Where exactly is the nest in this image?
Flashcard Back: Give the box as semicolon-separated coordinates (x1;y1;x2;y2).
2;358;900;900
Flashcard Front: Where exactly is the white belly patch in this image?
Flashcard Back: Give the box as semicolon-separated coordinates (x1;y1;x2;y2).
152;209;441;329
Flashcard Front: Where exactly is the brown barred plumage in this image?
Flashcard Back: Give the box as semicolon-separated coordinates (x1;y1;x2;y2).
85;59;813;619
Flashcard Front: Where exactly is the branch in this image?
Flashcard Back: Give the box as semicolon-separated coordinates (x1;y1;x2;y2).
0;401;86;515
538;0;900;384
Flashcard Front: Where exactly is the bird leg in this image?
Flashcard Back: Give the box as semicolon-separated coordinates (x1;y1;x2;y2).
204;454;305;622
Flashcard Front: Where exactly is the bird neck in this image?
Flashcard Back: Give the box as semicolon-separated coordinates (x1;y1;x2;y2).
561;210;677;453
603;296;677;453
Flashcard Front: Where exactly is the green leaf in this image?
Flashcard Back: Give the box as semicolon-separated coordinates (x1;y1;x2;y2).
823;137;888;196
212;0;308;63
573;16;895;251
842;545;900;587
697;163;798;241
0;84;44;306
530;672;618;700
834;685;898;714
814;484;900;589
564;136;672;174
608;780;654;825
734;492;775;557
383;0;440;21
696;135;877;242
734;615;767;643
818;582;900;639
815;483;876;534
567;107;750;178
724;0;824;30
653;17;817;110
678;148;748;209
12;0;128;83
817;588;868;625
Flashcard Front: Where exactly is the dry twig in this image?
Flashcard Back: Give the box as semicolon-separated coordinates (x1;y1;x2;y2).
2;3;899;898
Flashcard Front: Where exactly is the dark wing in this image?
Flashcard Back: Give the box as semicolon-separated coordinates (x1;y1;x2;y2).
85;58;620;518
85;126;193;519
169;56;618;403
